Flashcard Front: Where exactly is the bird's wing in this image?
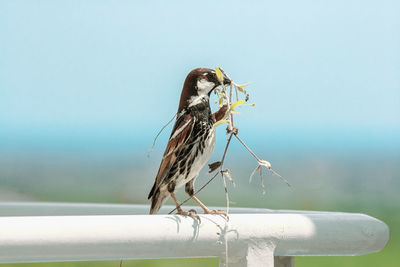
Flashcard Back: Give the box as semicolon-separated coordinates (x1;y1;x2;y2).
148;113;195;199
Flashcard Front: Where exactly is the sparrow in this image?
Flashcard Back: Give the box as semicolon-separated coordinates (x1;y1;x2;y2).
148;68;230;218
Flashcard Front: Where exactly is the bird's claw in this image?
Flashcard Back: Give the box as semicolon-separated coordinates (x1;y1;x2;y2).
204;209;229;221
177;209;201;223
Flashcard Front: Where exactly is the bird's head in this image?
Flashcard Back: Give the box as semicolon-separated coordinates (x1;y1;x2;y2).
178;68;230;112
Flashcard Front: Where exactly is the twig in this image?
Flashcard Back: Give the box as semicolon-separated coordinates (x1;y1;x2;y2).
168;67;290;215
234;134;291;187
228;80;234;131
235;86;239;102
221;172;229;214
234;134;260;161
165;68;290;267
146;112;177;157
260;166;265;195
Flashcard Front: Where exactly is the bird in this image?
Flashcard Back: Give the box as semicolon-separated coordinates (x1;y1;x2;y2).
148;67;231;218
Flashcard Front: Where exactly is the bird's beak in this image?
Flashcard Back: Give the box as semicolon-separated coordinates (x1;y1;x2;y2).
222;76;231;86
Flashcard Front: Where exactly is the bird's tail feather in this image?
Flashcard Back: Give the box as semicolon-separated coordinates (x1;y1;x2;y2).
150;189;170;214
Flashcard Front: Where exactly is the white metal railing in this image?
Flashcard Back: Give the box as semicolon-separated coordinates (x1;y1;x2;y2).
0;202;389;267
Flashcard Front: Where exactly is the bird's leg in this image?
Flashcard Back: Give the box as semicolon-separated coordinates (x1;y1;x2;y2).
170;192;200;222
191;195;228;219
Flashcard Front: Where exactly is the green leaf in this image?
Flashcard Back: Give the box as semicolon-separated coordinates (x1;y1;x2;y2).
237;87;247;94
230;100;245;110
219;96;224;107
213;119;230;128
237;83;250;88
215;67;224;83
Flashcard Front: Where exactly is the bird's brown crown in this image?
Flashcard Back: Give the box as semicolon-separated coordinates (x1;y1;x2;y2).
178;68;218;113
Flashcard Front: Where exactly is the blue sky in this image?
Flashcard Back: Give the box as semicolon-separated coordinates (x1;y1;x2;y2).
0;0;399;151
